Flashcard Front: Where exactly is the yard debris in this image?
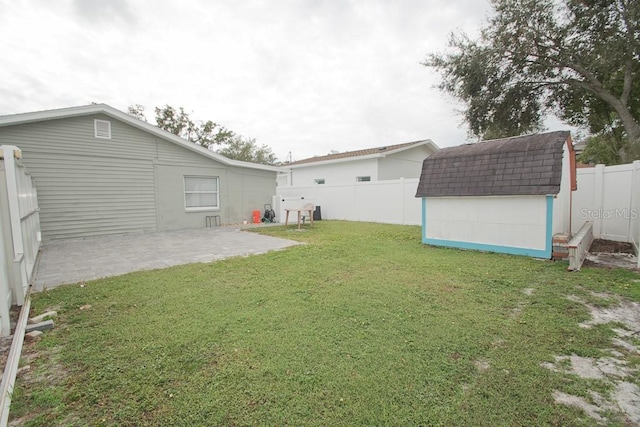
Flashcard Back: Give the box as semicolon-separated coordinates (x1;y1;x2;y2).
24;331;42;342
28;310;57;325
16;365;30;376
79;304;92;310
25;320;54;333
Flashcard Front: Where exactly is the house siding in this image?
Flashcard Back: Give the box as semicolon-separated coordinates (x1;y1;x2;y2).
0;114;158;240
0;112;277;239
153;139;275;227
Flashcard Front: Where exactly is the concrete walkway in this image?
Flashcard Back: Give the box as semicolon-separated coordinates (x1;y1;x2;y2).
32;227;301;291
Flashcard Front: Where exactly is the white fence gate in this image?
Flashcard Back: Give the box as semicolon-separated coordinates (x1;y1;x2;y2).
0;146;41;336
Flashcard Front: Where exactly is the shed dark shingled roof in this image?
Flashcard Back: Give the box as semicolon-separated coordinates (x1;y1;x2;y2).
415;131;571;197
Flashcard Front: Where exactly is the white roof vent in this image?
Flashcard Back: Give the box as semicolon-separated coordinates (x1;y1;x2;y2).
94;119;111;139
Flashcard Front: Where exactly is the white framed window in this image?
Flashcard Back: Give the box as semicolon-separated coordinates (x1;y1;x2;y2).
94;119;111;139
356;176;371;182
314;178;325;185
184;176;219;211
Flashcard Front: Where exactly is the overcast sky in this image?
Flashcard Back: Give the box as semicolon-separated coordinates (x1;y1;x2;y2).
1;0;560;162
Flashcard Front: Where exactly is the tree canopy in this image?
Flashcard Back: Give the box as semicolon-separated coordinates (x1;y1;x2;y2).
217;135;278;165
127;104;278;165
425;0;640;163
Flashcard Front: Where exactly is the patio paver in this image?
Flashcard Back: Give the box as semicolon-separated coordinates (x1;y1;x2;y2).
32;227;301;291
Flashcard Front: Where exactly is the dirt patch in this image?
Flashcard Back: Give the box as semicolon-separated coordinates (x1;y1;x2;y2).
585;252;638;270
474;359;490;372
0;306;23;375
590;239;635;254
542;293;640;425
583;239;639;270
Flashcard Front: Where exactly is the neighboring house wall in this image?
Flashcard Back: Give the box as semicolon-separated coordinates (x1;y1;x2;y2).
281;141;439;187
285;158;378;187
0;112;276;240
378;146;432;180
422;195;551;257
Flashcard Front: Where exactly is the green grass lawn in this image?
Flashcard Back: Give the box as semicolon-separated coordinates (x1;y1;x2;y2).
10;221;640;426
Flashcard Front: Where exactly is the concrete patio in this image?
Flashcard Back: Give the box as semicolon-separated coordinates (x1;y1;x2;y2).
32;226;301;291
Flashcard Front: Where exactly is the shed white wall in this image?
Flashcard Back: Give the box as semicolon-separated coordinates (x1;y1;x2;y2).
423;196;550;255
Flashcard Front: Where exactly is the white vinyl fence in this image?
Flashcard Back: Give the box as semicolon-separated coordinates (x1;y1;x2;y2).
277;178;422;225
571;162;640;247
278;162;640;266
0;146;41;336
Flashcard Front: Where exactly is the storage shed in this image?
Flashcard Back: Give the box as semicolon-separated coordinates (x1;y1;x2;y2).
0;104;279;241
415;131;576;258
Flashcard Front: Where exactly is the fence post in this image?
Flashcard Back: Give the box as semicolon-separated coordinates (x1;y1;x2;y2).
633;161;640;268
399;177;405;225
0;200;11;337
593;164;605;238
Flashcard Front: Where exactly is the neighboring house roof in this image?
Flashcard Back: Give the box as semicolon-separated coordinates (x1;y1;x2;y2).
0;104;280;172
284;139;439;167
415;131;573;197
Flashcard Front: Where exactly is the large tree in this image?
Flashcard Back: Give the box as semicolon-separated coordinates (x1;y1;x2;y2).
425;0;640;162
127;104;278;165
217;135;278;166
154;105;234;149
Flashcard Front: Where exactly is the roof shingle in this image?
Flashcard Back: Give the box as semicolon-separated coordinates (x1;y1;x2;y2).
286;140;430;166
415;131;571;197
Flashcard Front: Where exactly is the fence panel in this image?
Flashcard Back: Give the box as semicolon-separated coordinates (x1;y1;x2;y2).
0;145;41;336
279;164;639;264
572;162;639;244
277;178;421;225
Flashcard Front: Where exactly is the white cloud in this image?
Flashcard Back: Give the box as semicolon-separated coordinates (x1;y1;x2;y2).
1;0;571;162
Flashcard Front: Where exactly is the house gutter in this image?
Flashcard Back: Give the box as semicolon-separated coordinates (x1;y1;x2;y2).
0;291;31;427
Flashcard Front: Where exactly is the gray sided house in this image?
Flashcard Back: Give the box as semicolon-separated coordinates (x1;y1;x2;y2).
416;131;576;258
0;104;278;241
